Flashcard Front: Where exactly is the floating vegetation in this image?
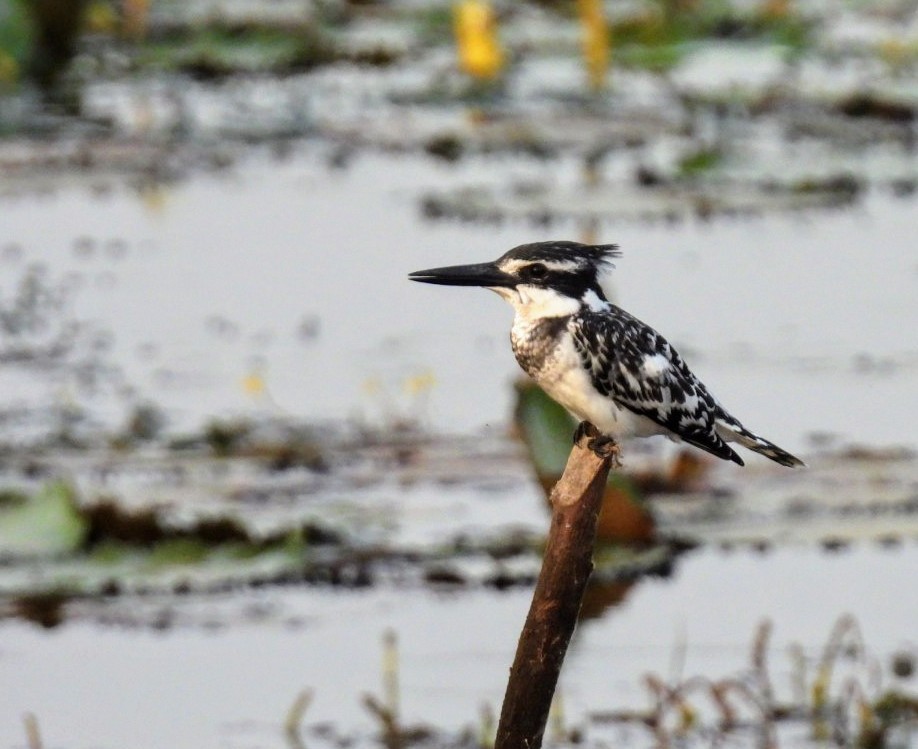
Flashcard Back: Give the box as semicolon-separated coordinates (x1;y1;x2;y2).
0;0;912;219
0;482;86;557
0;407;915;627
678;147;723;178
137;24;380;80
418;174;863;226
0;420;540;619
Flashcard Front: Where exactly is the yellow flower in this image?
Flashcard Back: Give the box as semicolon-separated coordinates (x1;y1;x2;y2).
404;370;436;395
454;0;504;80
242;373;266;397
578;0;609;91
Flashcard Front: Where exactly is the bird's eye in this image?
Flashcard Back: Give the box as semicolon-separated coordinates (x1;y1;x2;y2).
527;263;548;280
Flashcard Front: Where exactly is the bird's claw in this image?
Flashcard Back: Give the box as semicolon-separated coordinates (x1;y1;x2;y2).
573;421;597;445
589;435;621;464
574;422;621;465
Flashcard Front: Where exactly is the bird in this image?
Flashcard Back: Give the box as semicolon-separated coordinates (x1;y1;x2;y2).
409;240;804;467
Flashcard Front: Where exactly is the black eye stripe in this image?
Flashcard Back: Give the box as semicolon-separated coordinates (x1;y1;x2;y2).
528;263;548;278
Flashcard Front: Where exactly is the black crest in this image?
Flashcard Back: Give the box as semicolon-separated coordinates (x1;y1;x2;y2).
499;241;621;270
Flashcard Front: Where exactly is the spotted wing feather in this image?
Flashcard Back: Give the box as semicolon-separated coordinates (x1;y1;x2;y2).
570;306;744;465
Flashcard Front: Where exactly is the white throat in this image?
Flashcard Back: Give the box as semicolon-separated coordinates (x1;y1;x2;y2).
489;285;581;320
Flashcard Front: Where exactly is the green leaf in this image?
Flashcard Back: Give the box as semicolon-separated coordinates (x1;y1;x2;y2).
0;482;87;557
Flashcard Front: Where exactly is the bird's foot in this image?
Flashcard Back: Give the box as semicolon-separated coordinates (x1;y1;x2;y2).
572;420;597;445
574;422;621;465
589;435;621;465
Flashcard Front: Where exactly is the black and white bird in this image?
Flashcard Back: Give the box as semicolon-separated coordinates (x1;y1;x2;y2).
409;240;803;467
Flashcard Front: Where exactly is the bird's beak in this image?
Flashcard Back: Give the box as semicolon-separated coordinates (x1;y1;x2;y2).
408;261;516;288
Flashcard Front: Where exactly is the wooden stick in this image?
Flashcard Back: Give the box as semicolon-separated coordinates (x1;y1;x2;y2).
495;429;616;749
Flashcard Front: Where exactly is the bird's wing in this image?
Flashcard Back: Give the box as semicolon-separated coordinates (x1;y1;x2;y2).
570;307;743;464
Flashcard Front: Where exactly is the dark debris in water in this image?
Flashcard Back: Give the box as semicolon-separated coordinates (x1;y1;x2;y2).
11;591;68;629
836;94;916;125
82;500;339;549
418;168;865;227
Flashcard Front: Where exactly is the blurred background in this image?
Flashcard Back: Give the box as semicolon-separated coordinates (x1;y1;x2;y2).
0;1;916;747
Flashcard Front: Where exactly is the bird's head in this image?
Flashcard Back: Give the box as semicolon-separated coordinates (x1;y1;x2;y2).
409;241;620;314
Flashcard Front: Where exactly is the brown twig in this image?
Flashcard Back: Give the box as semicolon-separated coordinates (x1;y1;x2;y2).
494;426;616;749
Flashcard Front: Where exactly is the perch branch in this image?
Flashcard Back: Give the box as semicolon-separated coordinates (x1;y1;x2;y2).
495;425;616;749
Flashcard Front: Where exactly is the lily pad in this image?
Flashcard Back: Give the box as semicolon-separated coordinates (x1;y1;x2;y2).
0;482;87;557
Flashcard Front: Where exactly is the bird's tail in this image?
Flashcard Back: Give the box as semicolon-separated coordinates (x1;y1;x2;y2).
715;418;805;468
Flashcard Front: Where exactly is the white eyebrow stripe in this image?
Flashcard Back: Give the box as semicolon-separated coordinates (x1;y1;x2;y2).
499;258;582;274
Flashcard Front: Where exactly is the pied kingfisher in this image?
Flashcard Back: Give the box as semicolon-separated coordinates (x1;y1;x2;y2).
409;241;803;467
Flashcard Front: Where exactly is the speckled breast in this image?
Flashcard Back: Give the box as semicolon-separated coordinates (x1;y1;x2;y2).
510;316;571;380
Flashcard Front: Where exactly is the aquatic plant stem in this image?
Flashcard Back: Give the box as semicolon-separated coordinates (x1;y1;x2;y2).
495;427;616;749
